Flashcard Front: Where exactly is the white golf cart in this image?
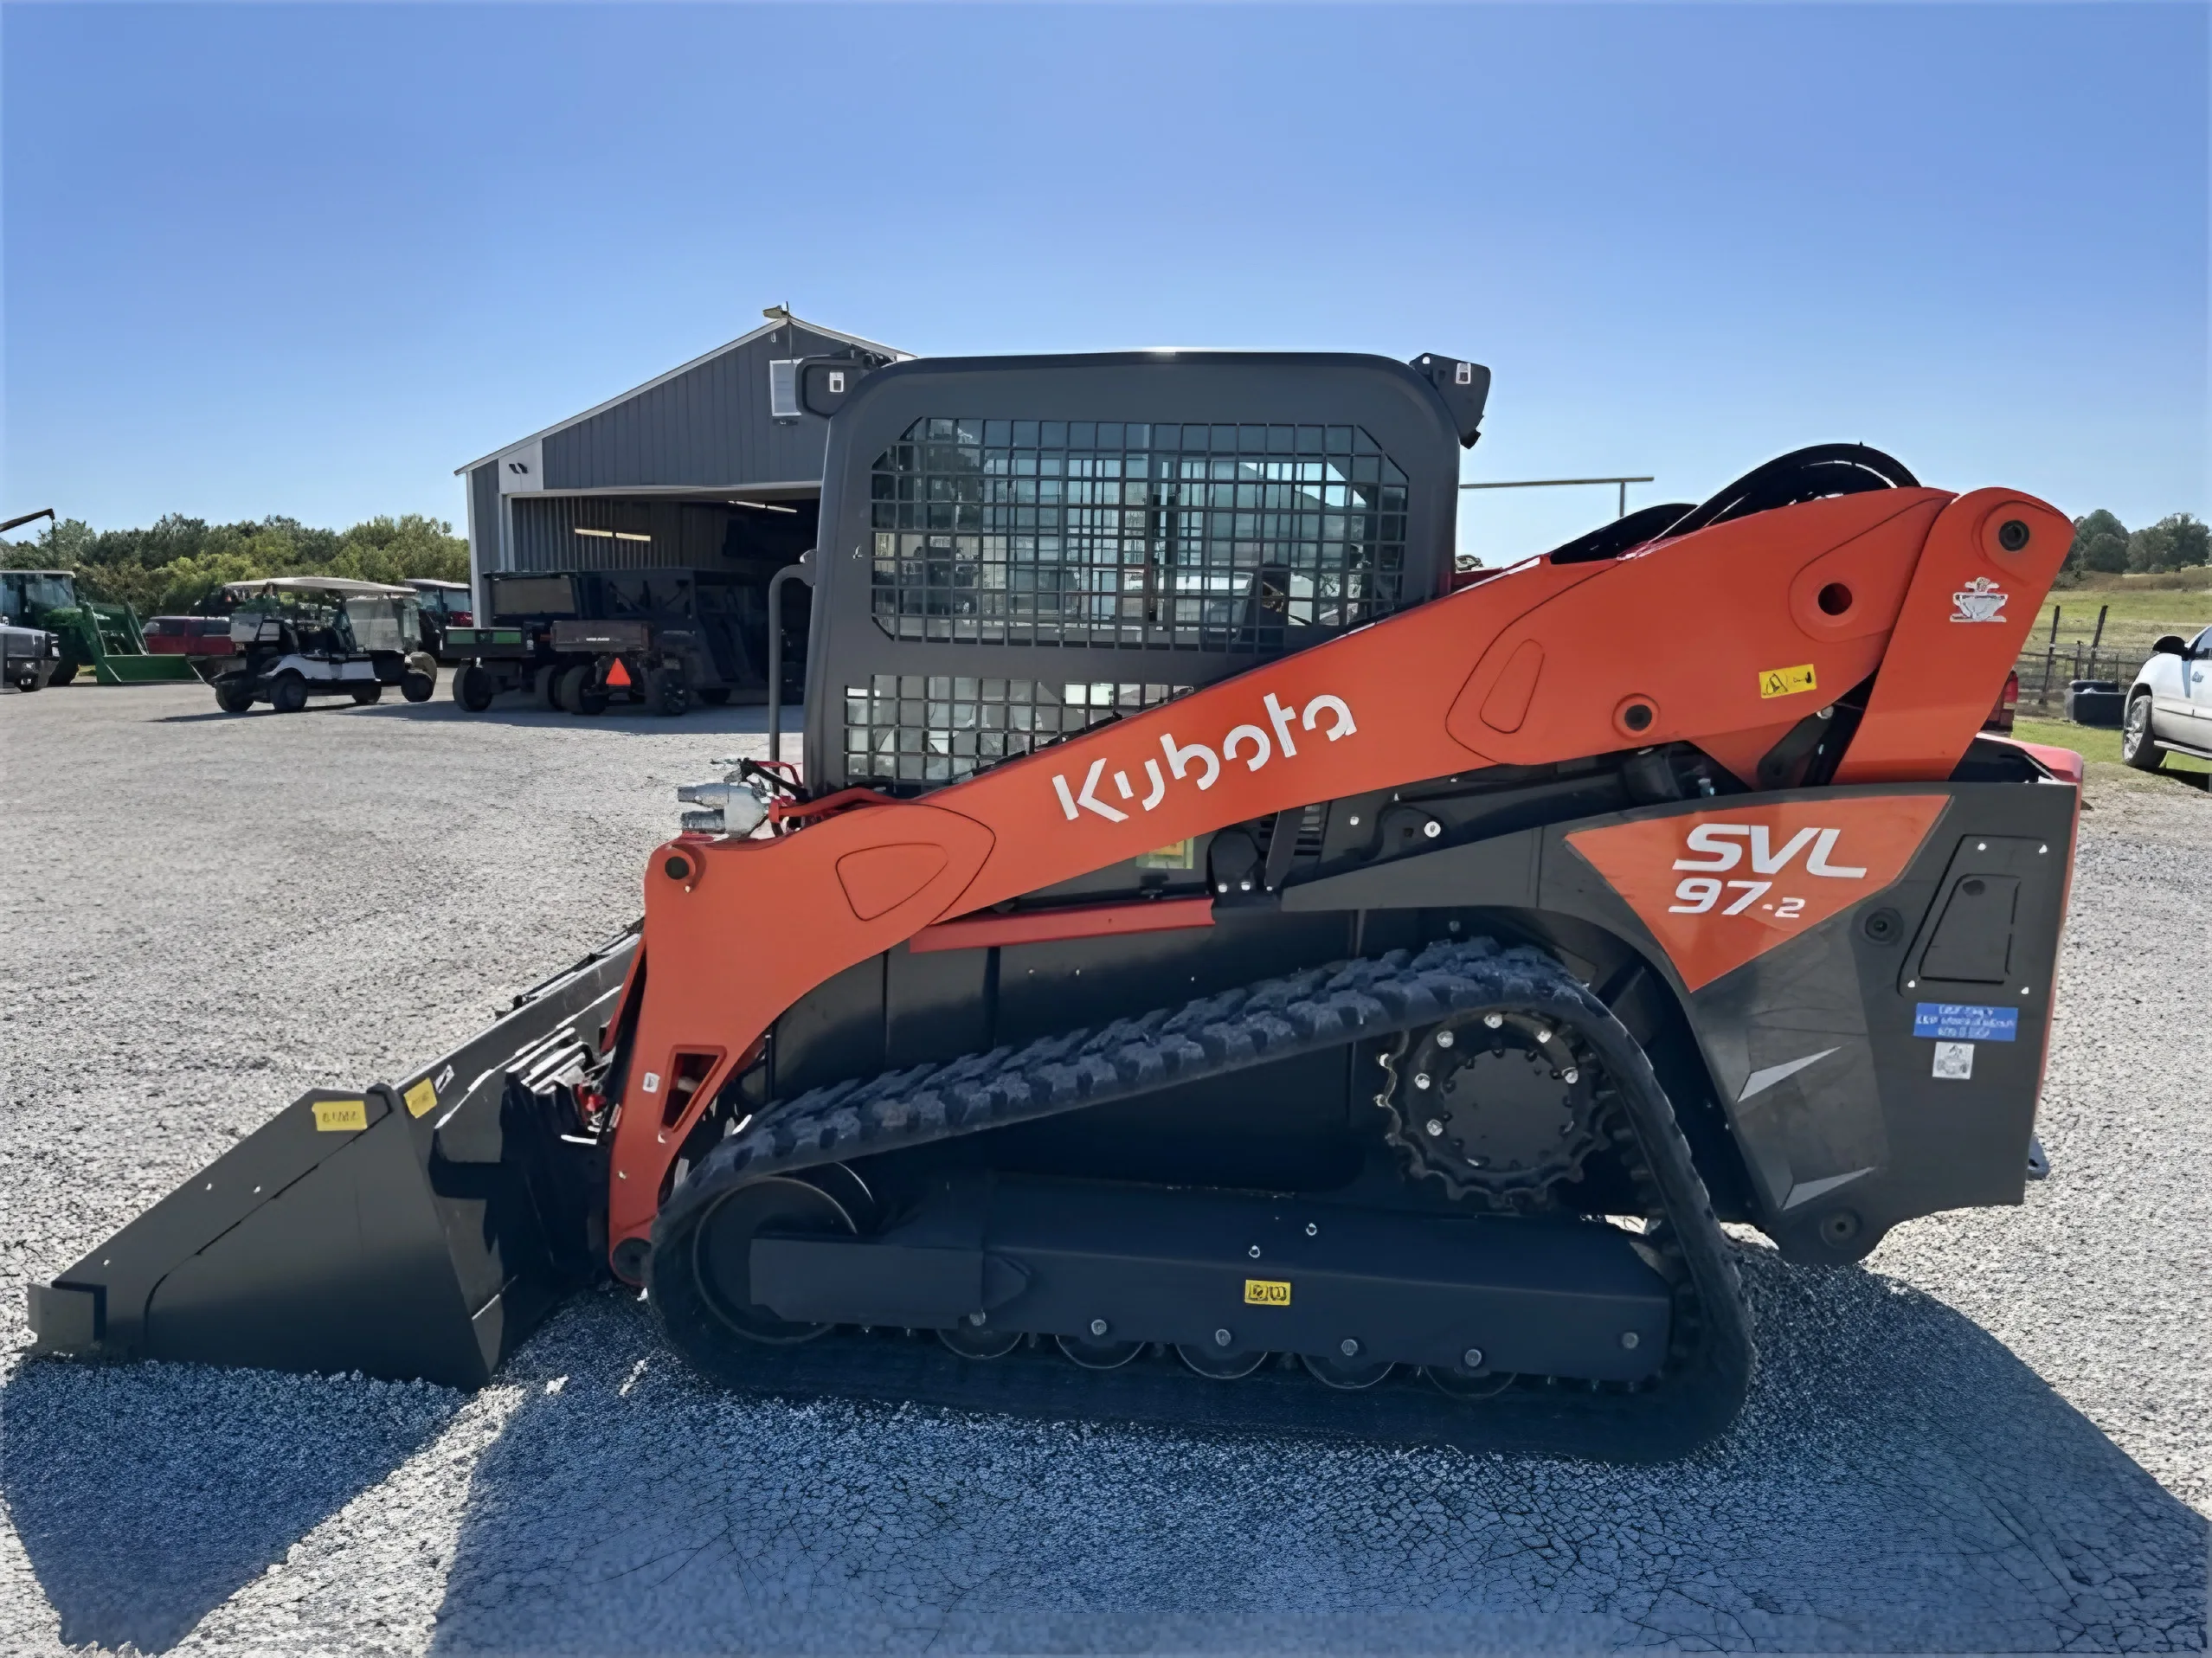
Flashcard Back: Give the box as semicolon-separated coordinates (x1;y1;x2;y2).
210;577;440;714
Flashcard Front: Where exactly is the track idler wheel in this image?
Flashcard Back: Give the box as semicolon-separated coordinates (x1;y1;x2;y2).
685;1176;855;1346
1299;1346;1392;1391
938;1316;1019;1359
1055;1327;1143;1370
1176;1335;1268;1380
1425;1358;1517;1400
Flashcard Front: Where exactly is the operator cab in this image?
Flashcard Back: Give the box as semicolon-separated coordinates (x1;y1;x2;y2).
800;351;1488;795
0;570;82;625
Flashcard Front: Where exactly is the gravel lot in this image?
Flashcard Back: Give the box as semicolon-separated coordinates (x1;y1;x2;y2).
2;683;2205;1655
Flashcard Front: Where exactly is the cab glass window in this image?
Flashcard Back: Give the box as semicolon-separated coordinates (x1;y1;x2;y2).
866;418;1410;652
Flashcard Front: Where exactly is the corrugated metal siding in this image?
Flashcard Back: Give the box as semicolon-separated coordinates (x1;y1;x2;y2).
466;462;503;588
510;497;749;573
540;325;854;490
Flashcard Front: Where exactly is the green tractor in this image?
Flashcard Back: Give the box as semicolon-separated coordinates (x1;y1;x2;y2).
0;549;197;686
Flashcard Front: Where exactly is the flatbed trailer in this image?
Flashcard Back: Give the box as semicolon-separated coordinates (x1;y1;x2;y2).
447;567;807;717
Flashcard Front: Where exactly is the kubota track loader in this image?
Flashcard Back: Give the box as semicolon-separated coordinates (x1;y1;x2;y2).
30;350;2081;1461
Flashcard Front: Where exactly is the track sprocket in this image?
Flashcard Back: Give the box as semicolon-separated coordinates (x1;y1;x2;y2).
1376;1011;1606;1205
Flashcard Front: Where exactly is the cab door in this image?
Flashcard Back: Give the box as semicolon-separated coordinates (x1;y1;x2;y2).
2187;626;2212;748
2148;636;2194;742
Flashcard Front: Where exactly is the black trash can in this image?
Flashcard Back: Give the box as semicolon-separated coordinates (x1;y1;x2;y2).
2065;679;2125;728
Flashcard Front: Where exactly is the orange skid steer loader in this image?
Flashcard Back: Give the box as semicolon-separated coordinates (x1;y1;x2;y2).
31;351;2080;1461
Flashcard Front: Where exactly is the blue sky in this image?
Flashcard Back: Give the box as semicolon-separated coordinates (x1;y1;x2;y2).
3;3;2204;563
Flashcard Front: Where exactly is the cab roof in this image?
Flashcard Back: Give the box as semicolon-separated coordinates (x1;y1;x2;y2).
222;575;415;598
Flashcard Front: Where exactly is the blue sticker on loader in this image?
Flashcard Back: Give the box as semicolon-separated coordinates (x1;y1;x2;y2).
1913;1003;2019;1043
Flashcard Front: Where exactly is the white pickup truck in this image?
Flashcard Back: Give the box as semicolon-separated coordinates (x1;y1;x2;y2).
2121;624;2212;769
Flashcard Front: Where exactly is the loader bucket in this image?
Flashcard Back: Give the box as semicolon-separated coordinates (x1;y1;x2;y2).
27;935;637;1389
91;652;198;684
76;603;201;684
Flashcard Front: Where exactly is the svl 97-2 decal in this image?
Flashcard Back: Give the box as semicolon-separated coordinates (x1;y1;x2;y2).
1566;796;1949;990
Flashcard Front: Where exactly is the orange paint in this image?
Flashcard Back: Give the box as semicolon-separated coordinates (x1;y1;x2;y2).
1832;491;2072;783
1566;795;1949;991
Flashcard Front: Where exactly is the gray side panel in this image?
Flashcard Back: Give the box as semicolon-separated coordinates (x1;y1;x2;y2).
540;325;852;490
1272;779;2077;1256
467;463;503;591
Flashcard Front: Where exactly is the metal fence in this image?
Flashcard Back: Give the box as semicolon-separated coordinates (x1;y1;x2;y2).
2010;641;2134;717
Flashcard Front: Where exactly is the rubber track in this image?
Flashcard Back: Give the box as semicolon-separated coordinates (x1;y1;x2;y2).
651;938;1756;1462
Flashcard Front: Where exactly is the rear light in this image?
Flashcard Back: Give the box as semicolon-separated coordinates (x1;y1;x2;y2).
1984;670;2019;735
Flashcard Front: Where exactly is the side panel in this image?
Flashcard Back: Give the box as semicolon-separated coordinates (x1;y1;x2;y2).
1553;782;2077;1250
1282;781;2078;1256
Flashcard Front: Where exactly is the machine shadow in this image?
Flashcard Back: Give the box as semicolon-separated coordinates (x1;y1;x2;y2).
152;700;806;736
350;697;807;736
1;1355;462;1654
423;1255;2208;1656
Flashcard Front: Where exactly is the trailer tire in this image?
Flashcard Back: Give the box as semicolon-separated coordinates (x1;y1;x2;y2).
402;669;435;704
556;664;590;714
49;663;75;687
270;672;308;713
578;679;609;717
534;665;559;708
15;671;40;693
453;664;495;712
351;684;383;705
698;686;731;706
215;678;255;714
647;667;690;717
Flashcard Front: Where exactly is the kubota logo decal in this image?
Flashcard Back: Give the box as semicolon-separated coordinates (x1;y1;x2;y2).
1051;691;1357;824
1566;797;1950;991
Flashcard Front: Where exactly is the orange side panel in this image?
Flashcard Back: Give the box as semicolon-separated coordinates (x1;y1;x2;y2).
1832;491;2073;782
1565;795;1950;992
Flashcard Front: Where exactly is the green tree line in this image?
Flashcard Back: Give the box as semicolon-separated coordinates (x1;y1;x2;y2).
0;512;469;616
2065;509;2209;575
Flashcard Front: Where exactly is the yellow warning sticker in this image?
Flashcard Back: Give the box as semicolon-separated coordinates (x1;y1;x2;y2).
1243;1279;1291;1307
403;1077;438;1118
1758;663;1818;700
1135;839;1195;871
312;1098;369;1134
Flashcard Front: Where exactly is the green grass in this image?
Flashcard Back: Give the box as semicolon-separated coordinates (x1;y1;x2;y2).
2031;573;2212;659
2011;715;2210;786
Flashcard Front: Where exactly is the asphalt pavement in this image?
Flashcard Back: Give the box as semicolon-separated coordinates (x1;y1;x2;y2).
2;682;2204;1655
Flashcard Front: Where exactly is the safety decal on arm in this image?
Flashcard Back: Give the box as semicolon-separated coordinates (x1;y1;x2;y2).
1566;795;1949;991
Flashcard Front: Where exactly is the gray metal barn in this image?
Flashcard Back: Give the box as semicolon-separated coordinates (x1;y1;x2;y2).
456;311;906;601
